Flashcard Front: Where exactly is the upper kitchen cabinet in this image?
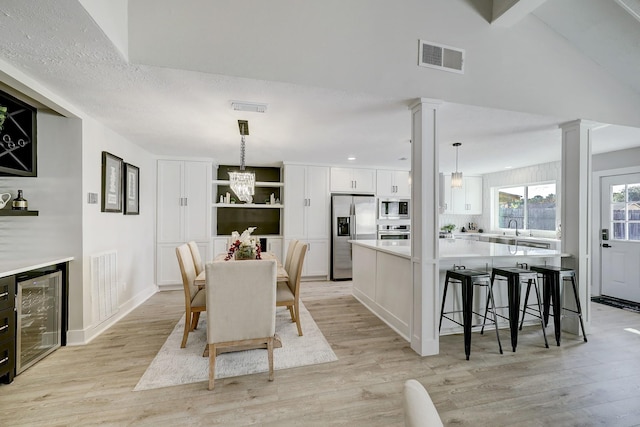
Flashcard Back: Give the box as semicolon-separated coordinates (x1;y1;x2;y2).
330;167;376;193
156;159;212;287
441;174;482;215
377;169;411;198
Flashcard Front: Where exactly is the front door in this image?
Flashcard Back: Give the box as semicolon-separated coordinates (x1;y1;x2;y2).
600;174;640;302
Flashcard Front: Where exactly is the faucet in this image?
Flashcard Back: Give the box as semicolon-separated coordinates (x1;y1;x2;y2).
507;219;520;236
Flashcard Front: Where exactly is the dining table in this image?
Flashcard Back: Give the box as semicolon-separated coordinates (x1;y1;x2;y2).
194;251;289;288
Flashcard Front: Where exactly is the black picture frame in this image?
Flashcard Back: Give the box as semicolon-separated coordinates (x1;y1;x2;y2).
123;162;140;215
0;89;37;177
101;151;123;213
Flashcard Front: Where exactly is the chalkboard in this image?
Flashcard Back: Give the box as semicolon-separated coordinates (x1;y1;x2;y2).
0;89;37;176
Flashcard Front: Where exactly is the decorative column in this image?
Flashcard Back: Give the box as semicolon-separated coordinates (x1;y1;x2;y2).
559;120;592;334
409;98;441;356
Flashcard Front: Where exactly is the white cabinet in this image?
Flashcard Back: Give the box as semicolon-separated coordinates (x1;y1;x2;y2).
156;159;212;287
442;175;482;215
285;238;329;277
376;170;410;197
330;167;376;193
284;164;330;278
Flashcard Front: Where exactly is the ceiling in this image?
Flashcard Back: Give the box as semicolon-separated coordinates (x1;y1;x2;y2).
0;0;639;175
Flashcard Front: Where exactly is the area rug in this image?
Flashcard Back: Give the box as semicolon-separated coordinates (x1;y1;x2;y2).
134;302;337;391
592;295;640;313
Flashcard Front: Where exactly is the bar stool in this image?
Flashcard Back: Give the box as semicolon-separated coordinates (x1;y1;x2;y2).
440;265;503;360
486;265;549;352
520;265;588;346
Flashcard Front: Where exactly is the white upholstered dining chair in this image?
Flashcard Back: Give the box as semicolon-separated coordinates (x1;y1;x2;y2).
187;241;204;276
205;259;278;390
176;244;206;348
276;242;307;336
284;239;299;275
403;379;443;427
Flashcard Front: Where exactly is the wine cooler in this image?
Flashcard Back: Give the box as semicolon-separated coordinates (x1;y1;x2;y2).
16;270;62;374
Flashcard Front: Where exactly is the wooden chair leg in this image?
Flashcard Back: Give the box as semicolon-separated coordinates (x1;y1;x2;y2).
294;301;303;336
267;338;274;381
191;312;201;330
288;305;295;322
181;312;190;348
208;343;216;390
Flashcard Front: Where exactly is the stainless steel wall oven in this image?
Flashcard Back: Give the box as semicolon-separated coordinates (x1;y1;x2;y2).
377;224;410;240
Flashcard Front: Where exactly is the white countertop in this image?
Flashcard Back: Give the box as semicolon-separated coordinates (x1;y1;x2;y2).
349;240;411;259
439;238;568;259
349;239;569;259
0;257;74;278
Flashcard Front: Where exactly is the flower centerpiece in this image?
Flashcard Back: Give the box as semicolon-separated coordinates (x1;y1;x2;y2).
225;227;262;260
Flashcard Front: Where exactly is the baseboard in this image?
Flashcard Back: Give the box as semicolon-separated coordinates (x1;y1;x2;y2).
66;285;158;346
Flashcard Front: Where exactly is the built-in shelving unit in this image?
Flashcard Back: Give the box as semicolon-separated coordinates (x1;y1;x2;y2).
214;165;283;236
0;210;38;216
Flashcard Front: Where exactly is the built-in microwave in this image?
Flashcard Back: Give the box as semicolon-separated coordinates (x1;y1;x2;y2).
379;199;410;219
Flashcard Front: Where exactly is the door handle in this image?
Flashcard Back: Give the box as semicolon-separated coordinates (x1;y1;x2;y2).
602;243;612;248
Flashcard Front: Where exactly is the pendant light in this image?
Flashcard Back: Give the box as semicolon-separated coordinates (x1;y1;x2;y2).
229;120;255;203
451;142;463;189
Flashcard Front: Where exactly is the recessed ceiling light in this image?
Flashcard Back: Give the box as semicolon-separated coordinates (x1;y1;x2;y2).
348;156;356;161
505;166;513;169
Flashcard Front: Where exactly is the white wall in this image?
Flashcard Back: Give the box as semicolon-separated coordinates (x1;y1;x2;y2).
77;116;156;344
1;60;157;345
593;147;640;172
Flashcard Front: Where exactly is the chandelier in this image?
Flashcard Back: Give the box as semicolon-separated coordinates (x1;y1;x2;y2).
451;142;463;189
229;120;255;203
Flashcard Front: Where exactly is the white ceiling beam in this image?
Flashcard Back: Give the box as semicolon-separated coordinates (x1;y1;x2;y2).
492;0;549;27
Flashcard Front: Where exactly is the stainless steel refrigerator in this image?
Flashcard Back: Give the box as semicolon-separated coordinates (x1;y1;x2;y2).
331;194;377;280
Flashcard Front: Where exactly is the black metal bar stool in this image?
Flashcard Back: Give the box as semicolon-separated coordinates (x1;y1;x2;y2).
485;265;549;352
520;265;587;346
440;265;502;360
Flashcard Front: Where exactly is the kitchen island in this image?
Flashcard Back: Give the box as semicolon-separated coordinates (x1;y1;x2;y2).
350;238;569;344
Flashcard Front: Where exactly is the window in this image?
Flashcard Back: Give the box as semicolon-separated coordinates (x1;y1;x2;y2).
497;183;556;231
611;183;640;241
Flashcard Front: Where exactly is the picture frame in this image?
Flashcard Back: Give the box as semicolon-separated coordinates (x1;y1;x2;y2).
123;162;140;215
101;151;123;212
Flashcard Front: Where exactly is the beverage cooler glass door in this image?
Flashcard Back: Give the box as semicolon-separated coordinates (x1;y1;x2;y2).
17;271;62;374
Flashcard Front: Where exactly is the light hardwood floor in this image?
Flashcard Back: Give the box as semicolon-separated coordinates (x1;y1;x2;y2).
2;281;640;426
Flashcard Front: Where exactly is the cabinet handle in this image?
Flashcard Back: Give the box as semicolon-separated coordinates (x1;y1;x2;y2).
308;198;311;207
184;197;188;206
0;356;7;365
0;292;7;299
0;324;7;332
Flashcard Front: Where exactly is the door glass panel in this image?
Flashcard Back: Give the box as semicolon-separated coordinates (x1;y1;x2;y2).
613;222;626;240
629;206;640;221
612;204;626;220
612;184;626;202
628;184;640;202
630;223;640;241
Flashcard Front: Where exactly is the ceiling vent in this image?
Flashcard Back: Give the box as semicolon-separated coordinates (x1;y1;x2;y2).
418;40;465;74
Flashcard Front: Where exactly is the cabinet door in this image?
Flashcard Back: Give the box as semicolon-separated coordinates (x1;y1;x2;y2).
212;237;229;257
284;165;306;238
352;168;376;193
157;243;182;286
376;170;394;196
157;160;183;243
302;239;329;277
451;184;466;214
305;166;329;239
330;167;354;192
464;176;482;215
183;161;211;242
266;237;283;262
441;174;454;214
393;170;411;198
